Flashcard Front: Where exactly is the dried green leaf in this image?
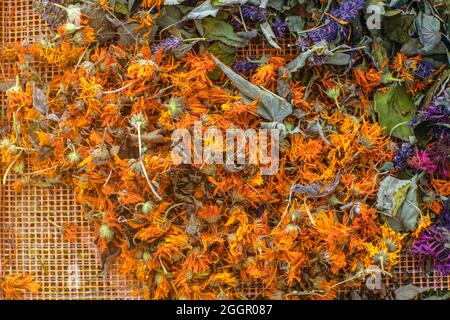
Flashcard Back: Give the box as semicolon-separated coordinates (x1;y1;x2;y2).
374;84;415;140
203;18;247;47
376;175;420;232
260;22;281;49
211;54;293;121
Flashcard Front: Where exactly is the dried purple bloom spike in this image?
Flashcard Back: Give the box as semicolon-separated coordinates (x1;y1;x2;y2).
233;57;258;73
152;36;183;53
332;0;366;23
36;0;67;28
272;19;286;40
296;37;309;51
393;143;414;170
241;4;268;22
308;0;366;44
410;225;450;275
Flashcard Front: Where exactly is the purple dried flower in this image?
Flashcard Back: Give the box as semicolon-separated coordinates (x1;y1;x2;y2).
438;200;450;230
233;56;258;73
296;37;309;51
410;225;450;275
228;17;242;30
332;0;366;23
408;144;449;178
424;144;450;178
394;143;414;170
416;61;435;79
308;0;366;44
36;0;67;28
272;19;286;40
241;4;268;22
308;21;342;43
408;149;438;176
152;36;183;53
307;53;329;66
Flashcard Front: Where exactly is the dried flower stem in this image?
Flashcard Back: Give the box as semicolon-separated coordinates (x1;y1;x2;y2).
136;123;163;201
2;150;23;185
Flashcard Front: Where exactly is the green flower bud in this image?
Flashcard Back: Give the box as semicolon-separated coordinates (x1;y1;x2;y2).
99;224;114;242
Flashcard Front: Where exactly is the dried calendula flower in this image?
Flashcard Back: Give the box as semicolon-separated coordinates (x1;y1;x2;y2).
198;205;222;224
0;274;41;299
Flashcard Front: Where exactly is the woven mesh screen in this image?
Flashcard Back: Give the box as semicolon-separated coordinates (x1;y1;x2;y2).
0;0;448;300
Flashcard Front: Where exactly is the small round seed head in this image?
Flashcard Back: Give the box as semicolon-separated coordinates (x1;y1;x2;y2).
99;224;114;241
142;251;152;262
141;201;155;215
130;112;148;129
372;250;389;264
67;149;80;163
384;238;398;253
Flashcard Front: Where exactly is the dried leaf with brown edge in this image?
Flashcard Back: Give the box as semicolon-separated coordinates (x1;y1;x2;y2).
211;54;293;122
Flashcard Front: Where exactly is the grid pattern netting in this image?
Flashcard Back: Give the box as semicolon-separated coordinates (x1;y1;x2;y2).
0;0;448;300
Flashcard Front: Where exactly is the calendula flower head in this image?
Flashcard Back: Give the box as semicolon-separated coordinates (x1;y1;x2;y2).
67;149;80;163
130;112;148;129
99;224;114;242
140;201;155;215
326;86;341;100
166;97;184;117
198;205;222;224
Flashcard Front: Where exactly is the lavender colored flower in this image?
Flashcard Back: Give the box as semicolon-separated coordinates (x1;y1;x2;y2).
308;22;342;43
228;17;242;30
241;4;268;22
233;56;258;73
307;53;329;66
308;0;366;44
36;0;67;28
331;0;366;23
410;225;450;275
152;36;183;53
272;19;286;40
296;37;309;51
415;61;435;79
393;143;414;170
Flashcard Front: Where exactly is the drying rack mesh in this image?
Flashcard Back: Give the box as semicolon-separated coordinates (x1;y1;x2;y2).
0;0;448;299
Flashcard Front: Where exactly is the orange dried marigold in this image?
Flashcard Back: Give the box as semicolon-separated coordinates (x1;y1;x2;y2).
198;205;222;224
